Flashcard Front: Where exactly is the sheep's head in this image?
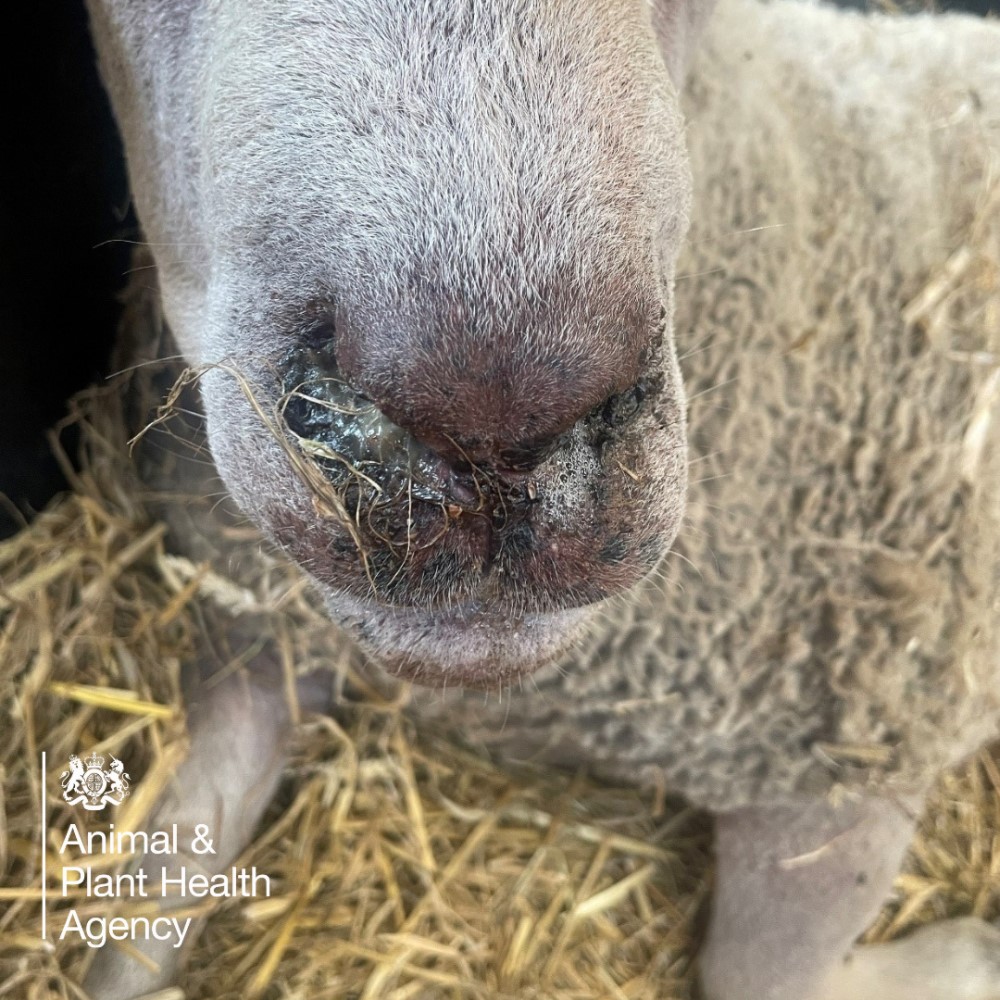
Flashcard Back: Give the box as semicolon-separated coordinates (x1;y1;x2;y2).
88;0;708;686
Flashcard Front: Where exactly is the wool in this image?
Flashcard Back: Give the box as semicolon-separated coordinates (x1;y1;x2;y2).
122;0;1000;812
402;0;1000;809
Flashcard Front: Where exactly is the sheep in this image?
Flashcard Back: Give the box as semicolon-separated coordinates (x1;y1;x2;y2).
81;0;1000;998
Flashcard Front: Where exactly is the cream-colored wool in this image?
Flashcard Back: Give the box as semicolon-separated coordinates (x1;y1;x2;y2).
396;0;1000;810
116;0;1000;814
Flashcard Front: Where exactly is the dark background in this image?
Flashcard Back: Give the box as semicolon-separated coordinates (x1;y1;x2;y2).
0;2;133;539
0;0;997;539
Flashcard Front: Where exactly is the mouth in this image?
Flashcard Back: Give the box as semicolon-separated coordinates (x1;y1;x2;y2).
325;590;596;687
200;338;687;690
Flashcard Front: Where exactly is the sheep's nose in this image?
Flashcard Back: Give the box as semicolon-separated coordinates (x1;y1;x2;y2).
281;332;566;498
278;307;660;576
319;294;654;472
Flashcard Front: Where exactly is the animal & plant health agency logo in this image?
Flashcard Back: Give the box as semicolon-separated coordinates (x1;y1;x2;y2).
42;748;272;951
60;751;131;810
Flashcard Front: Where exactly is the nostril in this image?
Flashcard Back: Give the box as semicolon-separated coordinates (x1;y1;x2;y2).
602;385;643;426
280;339;481;511
600;379;653;428
282;371;377;458
300;321;337;352
495;378;653;472
496;437;565;473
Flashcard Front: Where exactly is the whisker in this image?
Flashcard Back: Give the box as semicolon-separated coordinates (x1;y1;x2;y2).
686;377;738;402
687;222;789;245
675;265;727;282
107;354;188;378
92;237;208;250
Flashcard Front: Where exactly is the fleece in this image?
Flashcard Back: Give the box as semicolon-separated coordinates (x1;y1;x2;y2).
119;0;1000;811
402;0;1000;809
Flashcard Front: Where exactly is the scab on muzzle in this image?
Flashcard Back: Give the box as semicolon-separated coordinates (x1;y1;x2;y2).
278;344;545;582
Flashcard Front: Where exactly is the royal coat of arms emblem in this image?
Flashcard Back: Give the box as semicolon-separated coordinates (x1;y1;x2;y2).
60;752;131;810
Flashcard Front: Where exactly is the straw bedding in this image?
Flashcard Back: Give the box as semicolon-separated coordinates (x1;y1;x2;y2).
1;405;999;997
3;0;1000;996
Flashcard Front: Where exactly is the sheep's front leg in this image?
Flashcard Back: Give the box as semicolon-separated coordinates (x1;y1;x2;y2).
824;916;1000;1000
700;795;1000;1000
82;649;327;1000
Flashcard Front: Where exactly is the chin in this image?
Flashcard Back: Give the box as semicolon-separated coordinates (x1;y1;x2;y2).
324;591;596;688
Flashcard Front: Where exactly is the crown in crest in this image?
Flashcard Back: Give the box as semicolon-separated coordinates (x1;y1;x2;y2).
85;751;106;771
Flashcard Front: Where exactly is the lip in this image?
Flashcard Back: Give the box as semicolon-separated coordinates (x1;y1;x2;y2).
201;360;686;689
324;590;595;687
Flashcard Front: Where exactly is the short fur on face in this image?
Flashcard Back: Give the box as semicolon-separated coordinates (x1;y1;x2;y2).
87;0;703;684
